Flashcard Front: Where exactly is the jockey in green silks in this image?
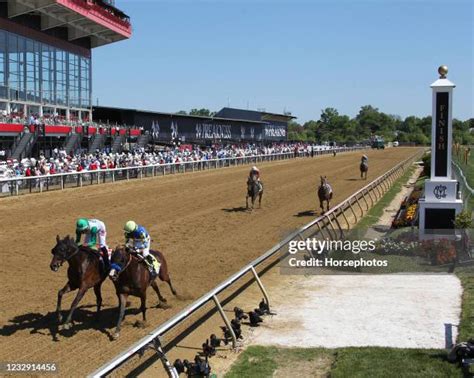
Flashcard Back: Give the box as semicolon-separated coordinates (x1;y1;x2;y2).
75;218;110;270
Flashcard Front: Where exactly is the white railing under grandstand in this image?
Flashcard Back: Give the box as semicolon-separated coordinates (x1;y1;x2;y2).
0;146;365;197
89;148;422;378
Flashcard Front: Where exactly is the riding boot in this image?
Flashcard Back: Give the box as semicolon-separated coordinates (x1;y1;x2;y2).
100;246;110;272
145;255;158;278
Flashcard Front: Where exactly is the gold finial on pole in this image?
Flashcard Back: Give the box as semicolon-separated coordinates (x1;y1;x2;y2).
438;65;448;79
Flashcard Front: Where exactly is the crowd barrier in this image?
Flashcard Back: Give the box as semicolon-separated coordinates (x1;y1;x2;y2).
0;147;365;198
89;148;423;378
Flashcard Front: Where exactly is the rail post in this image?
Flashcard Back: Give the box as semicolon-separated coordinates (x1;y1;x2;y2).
365;188;375;206
332;211;345;238
250;267;271;310
15;180;19;196
340;206;351;229
374;181;383;198
354;196;364;216
212;295;237;348
316;220;329;239
360;191;370;210
325;214;338;240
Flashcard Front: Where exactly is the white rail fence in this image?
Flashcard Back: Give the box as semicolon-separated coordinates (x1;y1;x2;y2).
0;147;365;197
452;161;473;212
89;148;423;378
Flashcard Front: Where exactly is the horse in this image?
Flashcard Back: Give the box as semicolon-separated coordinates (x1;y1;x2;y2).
246;173;263;210
108;245;177;340
317;176;333;213
49;235;107;330
360;160;368;180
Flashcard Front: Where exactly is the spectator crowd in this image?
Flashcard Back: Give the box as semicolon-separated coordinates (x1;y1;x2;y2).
0;142;336;179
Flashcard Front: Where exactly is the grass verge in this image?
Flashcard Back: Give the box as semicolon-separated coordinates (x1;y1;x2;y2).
354;165;417;229
456;266;474;341
225;346;461;378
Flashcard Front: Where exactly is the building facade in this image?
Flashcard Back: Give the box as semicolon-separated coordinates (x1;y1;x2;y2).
93;106;295;144
0;0;131;121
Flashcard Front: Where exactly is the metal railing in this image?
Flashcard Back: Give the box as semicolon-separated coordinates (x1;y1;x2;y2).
452;161;474;211
0;147;365;198
89;148;423;377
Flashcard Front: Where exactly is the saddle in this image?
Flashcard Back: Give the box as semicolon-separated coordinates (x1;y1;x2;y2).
129;249;161;277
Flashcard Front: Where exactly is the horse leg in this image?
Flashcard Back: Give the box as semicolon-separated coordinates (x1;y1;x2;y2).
158;266;178;296
140;293;147;323
56;282;71;324
93;283;103;318
326;200;330;212
258;192;263;208
62;286;87;330
113;293;127;340
151;280;169;308
246;194;249;209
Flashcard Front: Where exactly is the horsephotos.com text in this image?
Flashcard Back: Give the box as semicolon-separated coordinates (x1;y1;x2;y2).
287;238;389;270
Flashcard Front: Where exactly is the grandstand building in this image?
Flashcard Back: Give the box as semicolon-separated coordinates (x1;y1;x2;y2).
0;0;131;158
0;0;131;120
93;106;295;144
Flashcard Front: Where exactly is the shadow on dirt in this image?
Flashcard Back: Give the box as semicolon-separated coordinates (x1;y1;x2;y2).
294;210;317;217
221;207;248;213
0;304;146;341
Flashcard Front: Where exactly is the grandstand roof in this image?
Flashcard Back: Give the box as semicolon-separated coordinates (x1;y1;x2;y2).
215;107;297;123
93;106;268;125
4;0;131;48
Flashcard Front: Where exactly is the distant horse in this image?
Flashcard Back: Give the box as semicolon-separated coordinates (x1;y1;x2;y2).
360;160;368;180
246;174;263;210
50;235;107;330
108;245;177;340
317;176;333;213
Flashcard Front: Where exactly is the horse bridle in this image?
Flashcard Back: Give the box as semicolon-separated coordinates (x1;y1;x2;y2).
55;244;80;266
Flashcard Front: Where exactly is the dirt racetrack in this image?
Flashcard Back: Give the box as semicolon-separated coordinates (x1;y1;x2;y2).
0;147;422;376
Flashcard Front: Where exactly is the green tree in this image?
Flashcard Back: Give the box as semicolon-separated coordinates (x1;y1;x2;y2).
189;108;215;117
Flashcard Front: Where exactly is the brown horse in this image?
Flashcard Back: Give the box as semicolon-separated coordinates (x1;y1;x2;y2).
360;160;368;180
317;176;333;213
108;245;177;339
50;235;107;330
246;174;263;210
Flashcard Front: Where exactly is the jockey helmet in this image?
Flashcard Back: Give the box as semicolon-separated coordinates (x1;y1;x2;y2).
76;218;89;232
124;220;137;233
251;166;258;171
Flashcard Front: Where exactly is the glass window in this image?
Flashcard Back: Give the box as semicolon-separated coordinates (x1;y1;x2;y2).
0;31;6;99
1;31;91;112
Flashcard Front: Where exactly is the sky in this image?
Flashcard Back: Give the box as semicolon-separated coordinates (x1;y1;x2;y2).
93;0;473;123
